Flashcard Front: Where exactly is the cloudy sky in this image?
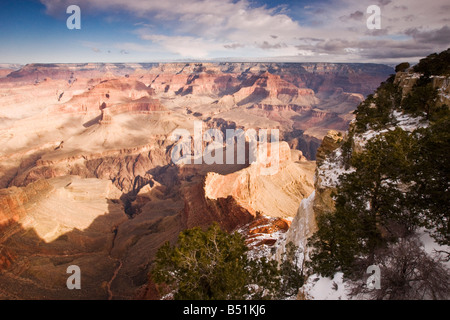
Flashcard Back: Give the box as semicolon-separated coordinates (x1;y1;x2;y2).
0;0;449;64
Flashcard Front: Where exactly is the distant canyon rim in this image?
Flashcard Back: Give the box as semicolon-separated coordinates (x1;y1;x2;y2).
0;62;393;299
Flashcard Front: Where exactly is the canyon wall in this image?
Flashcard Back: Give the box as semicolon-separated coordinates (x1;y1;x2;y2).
0;62;392;299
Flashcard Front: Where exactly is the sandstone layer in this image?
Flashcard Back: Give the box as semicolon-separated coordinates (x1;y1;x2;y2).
0;62;391;299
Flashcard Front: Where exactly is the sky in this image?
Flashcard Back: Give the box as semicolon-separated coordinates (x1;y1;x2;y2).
0;0;449;64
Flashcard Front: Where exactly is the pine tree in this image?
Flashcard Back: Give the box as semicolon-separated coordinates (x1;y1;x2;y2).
395;62;410;73
247;256;280;300
151;222;309;300
151;223;250;300
409;109;450;247
309;49;450;293
309;128;418;277
278;241;305;297
403;76;439;119
413;48;450;76
354;76;401;132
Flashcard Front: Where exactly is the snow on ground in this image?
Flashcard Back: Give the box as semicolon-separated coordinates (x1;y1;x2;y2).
438;86;450;101
319;110;428;190
353;128;387;147
317;148;355;188
392;110;428;131
409;73;422;79
353;110;428;149
302;272;351;300
301;228;450;300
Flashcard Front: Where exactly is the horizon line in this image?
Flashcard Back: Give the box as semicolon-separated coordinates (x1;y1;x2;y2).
0;60;402;67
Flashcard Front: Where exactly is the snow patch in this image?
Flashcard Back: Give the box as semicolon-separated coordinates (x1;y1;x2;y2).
302;272;350;300
353;110;428;149
317;148;355;188
438;86;450;101
392;110;428;131
408;73;422;79
237;215;293;261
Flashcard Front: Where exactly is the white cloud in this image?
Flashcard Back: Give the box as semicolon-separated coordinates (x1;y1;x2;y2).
140;33;225;58
41;0;450;62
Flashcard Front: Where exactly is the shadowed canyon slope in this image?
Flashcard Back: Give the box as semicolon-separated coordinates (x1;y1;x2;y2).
0;62;392;299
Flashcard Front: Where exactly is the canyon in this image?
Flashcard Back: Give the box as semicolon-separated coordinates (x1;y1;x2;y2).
0;62;393;299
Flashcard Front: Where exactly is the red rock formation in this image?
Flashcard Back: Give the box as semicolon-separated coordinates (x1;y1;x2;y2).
233;72;319;107
280;63;393;97
180;142;314;234
0;180;53;227
242;215;292;248
0;248;16;271
55;78;156;114
13;140;171;193
0;69;13;78
181;181;254;232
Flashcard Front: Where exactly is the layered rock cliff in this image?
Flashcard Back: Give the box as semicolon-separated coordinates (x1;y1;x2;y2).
0;61;393;299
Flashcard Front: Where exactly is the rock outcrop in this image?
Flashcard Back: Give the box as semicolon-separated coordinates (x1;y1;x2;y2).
314;130;343;165
274;129;343;264
0;179;52;229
